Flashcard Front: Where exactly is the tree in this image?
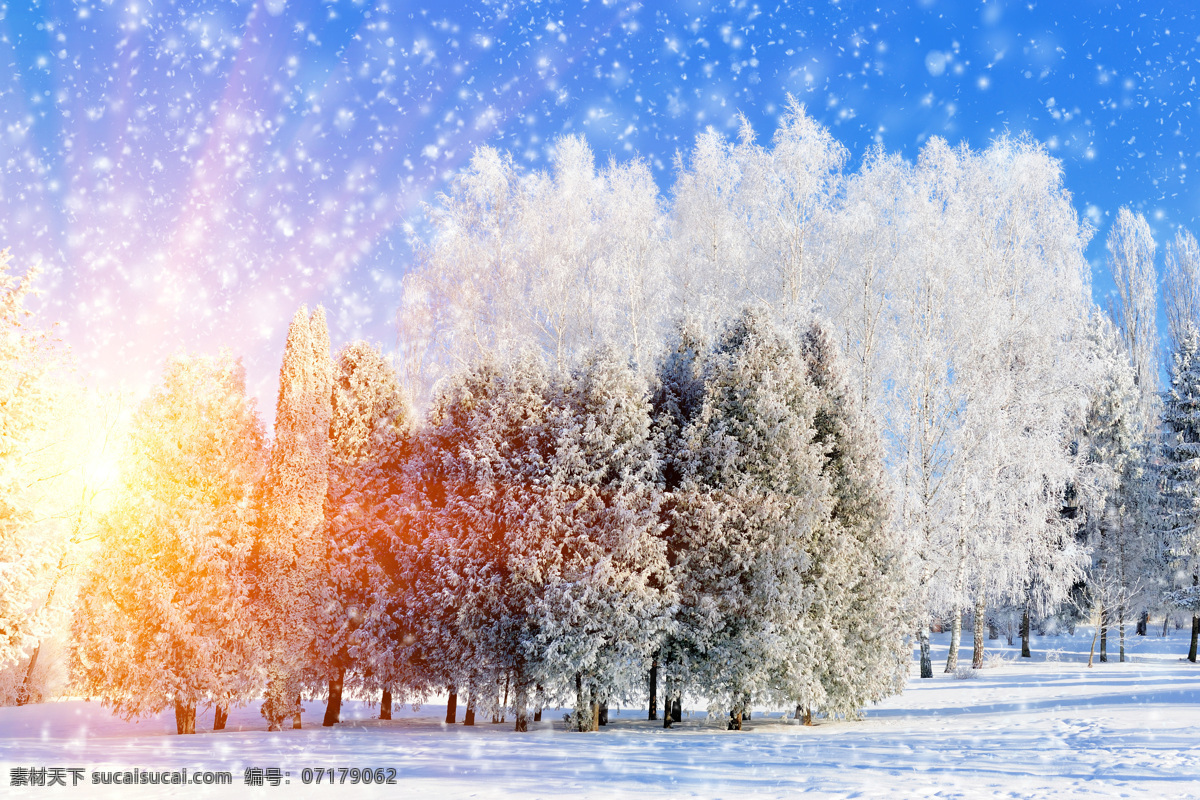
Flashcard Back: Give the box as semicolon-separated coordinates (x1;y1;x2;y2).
1076;319;1156;663
527;350;674;731
661;309;832;729
1161;326;1200;662
0;249;63;677
1107;207;1160;429
255;306;333;730
72;353;266;733
797;322;908;716
314;341;409;725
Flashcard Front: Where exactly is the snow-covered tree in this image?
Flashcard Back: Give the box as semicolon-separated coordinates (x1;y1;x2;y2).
398;139;669;406
1164;229;1200;358
1076;318;1156;662
1107;207;1160;429
660;309;832;728
797;321;908;717
72;353;266;733
0;249;63;677
1161;326;1200;662
255;306;333;730
527;350;674;731
313;341;409;725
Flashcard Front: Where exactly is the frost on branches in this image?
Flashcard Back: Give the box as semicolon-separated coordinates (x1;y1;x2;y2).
71;354;265;734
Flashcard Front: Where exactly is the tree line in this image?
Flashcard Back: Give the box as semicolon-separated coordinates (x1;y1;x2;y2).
5;100;1200;731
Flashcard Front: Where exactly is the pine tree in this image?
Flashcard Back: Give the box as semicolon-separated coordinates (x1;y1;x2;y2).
1161;325;1200;661
314;341;409;725
1077;319;1155;663
797;321;908;716
662;309;832;728
72;353;266;733
527;350;674;731
256;306;333;730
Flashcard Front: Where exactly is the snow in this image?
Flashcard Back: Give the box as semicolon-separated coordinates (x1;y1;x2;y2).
4;629;1199;799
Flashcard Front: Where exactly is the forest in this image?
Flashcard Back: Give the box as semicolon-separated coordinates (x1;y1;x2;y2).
4;102;1199;735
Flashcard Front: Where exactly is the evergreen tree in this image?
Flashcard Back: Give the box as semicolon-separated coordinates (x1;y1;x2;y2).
256;306;333;730
662;309;832;728
1161;325;1200;662
314;341;409;725
1077;319;1155;663
797;321;908;717
72;353;266;733
528;350;674;731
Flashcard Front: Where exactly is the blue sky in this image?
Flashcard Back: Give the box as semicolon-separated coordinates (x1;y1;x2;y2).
1;0;1195;403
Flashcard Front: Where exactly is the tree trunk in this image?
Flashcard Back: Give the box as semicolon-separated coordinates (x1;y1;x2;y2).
323;669;344;727
598;701;608;726
648;657;659;721
513;682;529;733
1163;615;1170;637
918;625;933;678
728;709;742;731
575;673;589;732
464;688;476;726
987;616;998;641
1190;615;1199;663
944;605;962;672
802;705;813;726
293;694;303;729
380;688;392;720
1136;610;1148;636
1118;607;1127;663
214;704;228;731
15;643;41;706
972;592;986;669
1088;621;1099;668
1020;607;1032;658
174;699;196;735
501;674;509;723
534;684;543;723
445;686;457;724
1100;612;1108;663
671;696;681;726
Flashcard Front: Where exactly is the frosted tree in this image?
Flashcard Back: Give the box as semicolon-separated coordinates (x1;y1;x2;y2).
1076;319;1155;662
668;100;844;334
526;350;674;731
661;309;832;729
796;321;908;718
72;354;266;734
398;358;553;729
1107;207;1160;429
398;139;669;405
313;341;409;725
1161;326;1200;662
255;306;333;730
0;249;64;677
1164;229;1200;357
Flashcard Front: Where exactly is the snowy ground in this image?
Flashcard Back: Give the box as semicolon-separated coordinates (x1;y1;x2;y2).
3;627;1199;799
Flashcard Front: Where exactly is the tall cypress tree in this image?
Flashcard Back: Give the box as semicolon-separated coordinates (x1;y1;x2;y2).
256;306;333;730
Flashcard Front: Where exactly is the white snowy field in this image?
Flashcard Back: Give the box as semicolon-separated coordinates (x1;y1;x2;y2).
3;627;1199;799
